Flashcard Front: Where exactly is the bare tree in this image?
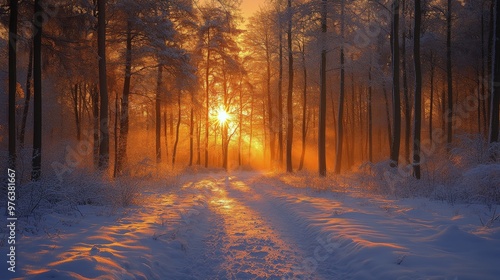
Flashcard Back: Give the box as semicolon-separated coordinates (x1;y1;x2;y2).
286;0;294;173
390;0;401;167
334;0;346;174
32;0;43;180
318;0;327;176
98;0;110;170
490;0;500;144
413;0;422;179
446;0;453;148
8;0;18;173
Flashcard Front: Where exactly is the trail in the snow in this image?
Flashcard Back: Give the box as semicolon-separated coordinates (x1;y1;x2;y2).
183;175;313;279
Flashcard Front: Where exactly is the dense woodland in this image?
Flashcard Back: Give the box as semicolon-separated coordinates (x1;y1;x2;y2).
1;0;500;182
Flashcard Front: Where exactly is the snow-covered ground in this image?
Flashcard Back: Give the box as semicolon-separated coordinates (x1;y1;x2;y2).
3;171;500;279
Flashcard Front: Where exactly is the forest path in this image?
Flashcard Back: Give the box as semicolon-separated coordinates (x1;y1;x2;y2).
181;172;326;279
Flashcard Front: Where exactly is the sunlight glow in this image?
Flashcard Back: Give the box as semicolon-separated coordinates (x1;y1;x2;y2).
217;108;230;125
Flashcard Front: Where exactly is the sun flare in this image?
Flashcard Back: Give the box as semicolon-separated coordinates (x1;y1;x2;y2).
217;108;230;125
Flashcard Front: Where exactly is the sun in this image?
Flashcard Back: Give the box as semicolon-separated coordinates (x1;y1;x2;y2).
217;107;230;125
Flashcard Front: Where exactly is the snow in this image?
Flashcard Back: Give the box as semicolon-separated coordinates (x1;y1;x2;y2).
3;171;500;279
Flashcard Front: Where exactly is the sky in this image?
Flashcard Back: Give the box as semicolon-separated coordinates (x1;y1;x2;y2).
240;0;267;19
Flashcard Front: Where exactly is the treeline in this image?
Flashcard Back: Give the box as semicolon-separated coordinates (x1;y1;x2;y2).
1;0;499;181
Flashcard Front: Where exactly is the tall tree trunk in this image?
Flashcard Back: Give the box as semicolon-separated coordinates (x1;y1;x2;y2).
413;0;422;179
286;0;294;173
238;78;243;167
488;0;495;129
97;0;109;170
390;0;401;167
8;0;18;172
222;70;229;170
19;45;33;148
490;0;500;144
278;2;284;167
429;52;435;142
481;11;487;136
265;31;275;164
446;0;453;148
299;40;307;171
172;92;181;166
401;0;411;163
368;65;373;162
189;92;194;166
318;0;327;176
92;85;99;168
204;29;211;168
32;0;42;180
117;20;132;175
163;108;169;158
383;86;393;152
197;116;201;164
156;64;163;163
72;84;82;141
113;89;119;177
249;94;254;165
334;0;345;174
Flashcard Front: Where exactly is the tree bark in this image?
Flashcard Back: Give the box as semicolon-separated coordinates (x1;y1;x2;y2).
286;0;294;173
429;52;435;142
368;66;373;162
156;64;163;163
19;45;33;148
8;0;18;172
97;0;109;171
278;0;284;167
390;0;401;167
299;39;308;171
334;0;345;174
446;0;453;148
92;85;99;168
490;0;500;144
204;28;211;168
413;0;422;179
401;0;411;163
189;90;194;166
172;92;181;166
318;0;327;176
117;19;132;175
32;0;42;180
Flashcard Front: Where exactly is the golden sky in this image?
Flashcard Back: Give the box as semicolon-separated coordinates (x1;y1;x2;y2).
200;0;266;20
240;0;266;19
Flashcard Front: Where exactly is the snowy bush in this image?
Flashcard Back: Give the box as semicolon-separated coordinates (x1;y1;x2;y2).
458;164;500;206
450;134;493;168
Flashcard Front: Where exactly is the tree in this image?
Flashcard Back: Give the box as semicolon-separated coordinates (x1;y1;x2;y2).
31;0;42;180
277;0;284;167
446;0;453;148
156;64;163;163
334;0;346;174
97;0;110;171
116;18;132;174
390;0;401;168
413;0;422;179
285;0;294;173
402;0;411;163
19;45;32;148
318;0;327;176
490;0;500;144
8;0;17;172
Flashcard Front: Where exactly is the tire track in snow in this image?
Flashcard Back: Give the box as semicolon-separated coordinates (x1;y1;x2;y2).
189;175;310;279
226;174;343;280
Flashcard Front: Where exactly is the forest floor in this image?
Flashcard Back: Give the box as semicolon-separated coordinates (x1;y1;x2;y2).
4;171;500;279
